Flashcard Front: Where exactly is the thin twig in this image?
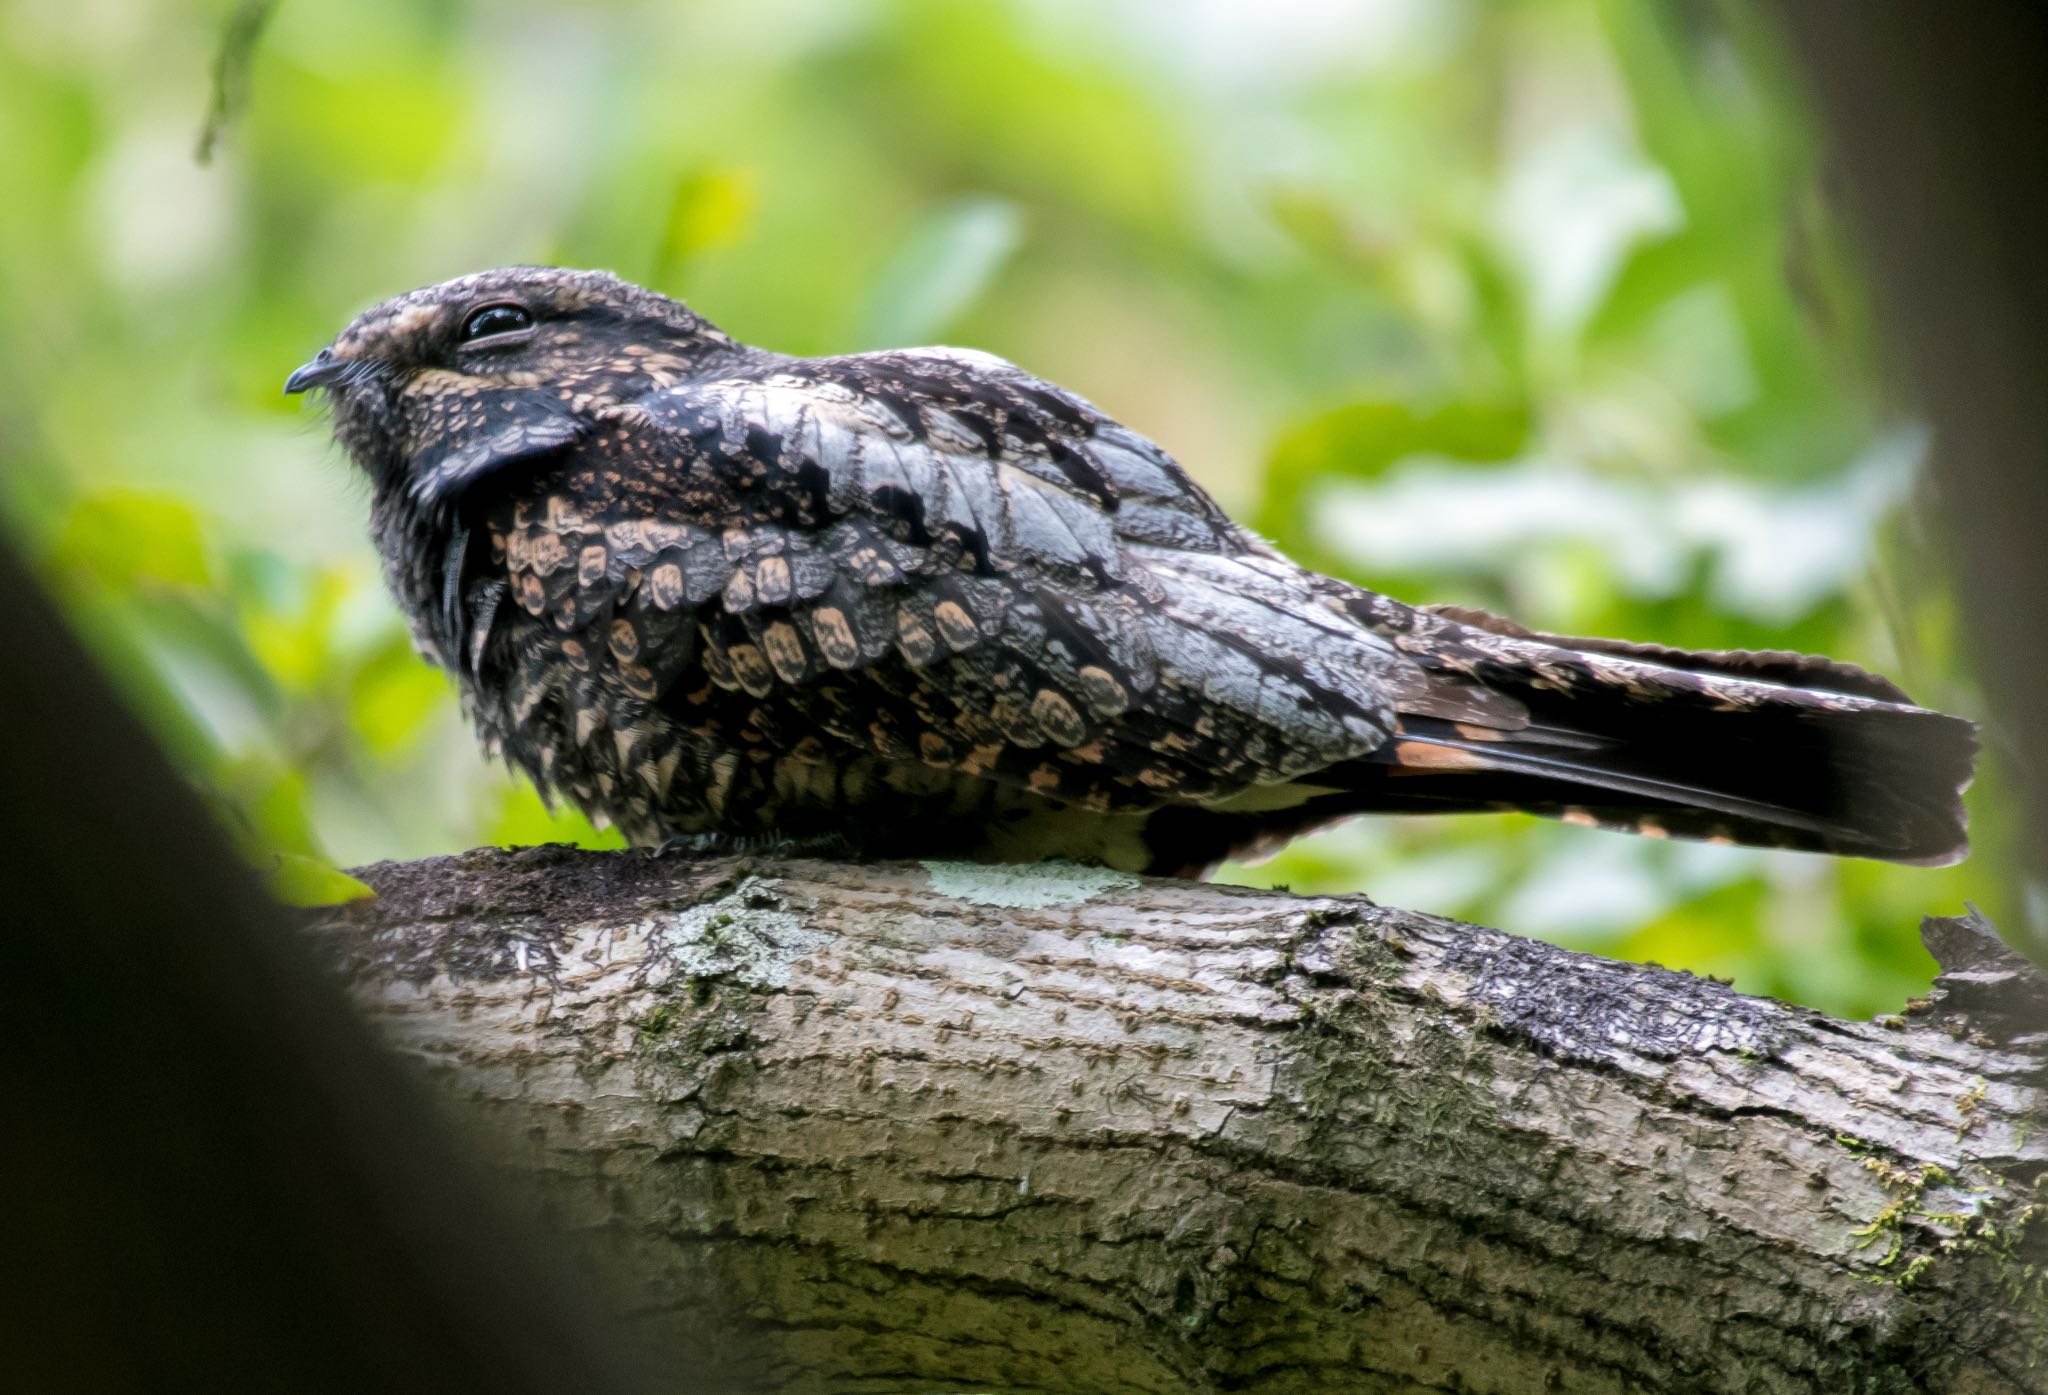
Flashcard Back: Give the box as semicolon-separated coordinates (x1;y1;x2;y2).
195;0;282;165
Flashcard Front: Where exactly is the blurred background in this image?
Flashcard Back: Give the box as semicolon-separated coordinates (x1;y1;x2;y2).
0;0;2018;1016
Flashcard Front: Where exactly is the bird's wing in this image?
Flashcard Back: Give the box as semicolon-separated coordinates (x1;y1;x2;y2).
477;346;1445;813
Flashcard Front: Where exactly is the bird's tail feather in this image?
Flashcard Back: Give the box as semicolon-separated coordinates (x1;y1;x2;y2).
1339;610;1978;865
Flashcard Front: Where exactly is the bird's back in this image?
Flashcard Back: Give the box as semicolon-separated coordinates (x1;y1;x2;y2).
454;344;1969;873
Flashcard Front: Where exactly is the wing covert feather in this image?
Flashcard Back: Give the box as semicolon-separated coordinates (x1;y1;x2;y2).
472;345;1422;820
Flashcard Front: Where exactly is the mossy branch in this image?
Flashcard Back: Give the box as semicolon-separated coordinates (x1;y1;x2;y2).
314;847;2048;1395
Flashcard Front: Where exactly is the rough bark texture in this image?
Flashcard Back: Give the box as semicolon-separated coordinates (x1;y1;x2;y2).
314;847;2048;1395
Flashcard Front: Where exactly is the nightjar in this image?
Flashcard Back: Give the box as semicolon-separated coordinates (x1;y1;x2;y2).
289;267;1974;874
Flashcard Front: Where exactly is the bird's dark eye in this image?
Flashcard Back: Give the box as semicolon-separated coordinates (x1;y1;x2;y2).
460;303;535;342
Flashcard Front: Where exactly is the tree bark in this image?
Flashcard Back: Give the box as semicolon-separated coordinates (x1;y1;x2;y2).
314;846;2047;1395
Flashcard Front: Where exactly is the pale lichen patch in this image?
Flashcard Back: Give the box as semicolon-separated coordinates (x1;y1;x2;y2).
921;860;1139;909
644;876;826;990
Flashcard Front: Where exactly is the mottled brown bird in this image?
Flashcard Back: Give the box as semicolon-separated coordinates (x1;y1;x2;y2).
289;267;1974;874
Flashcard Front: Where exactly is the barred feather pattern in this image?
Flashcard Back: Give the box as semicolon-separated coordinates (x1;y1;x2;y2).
307;268;1974;875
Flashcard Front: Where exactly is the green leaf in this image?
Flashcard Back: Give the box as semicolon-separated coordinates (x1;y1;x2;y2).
859;196;1023;348
1266;187;1391;273
486;782;628;852
652;167;757;282
53;491;214;592
266;852;376;908
349;635;449;759
1257;399;1531;569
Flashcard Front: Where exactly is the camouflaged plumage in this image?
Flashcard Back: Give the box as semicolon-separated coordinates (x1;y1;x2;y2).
292;267;1975;873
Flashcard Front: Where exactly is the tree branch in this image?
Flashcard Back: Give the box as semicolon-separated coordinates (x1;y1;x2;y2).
316;847;2048;1394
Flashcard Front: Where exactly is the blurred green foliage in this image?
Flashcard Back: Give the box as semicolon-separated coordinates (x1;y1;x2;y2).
0;0;2013;1011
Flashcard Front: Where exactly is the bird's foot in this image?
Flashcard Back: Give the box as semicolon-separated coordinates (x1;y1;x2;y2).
642;831;860;861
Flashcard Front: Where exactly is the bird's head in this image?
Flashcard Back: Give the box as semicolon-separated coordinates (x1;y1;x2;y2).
287;266;737;508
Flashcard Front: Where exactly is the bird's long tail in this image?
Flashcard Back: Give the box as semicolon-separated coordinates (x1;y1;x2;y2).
1334;604;1977;865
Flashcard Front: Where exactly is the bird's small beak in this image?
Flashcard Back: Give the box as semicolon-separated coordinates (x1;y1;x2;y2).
284;346;350;395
